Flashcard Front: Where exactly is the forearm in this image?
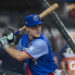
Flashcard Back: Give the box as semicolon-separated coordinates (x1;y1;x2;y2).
0;35;28;61
5;47;24;61
5;47;30;61
0;35;30;61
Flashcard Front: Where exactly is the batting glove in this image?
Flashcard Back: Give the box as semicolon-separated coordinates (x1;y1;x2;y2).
0;36;9;49
7;32;15;46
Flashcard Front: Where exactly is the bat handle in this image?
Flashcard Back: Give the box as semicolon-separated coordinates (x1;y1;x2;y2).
19;26;26;32
15;26;26;36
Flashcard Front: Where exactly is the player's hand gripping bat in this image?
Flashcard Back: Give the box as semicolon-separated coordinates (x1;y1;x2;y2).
0;3;59;47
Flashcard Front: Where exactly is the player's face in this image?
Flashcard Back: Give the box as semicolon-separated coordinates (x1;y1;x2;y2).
27;25;41;40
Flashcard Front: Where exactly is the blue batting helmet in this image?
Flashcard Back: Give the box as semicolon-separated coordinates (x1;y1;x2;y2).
24;14;43;26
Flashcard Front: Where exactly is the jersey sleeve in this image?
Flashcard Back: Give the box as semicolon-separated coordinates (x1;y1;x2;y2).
23;39;48;59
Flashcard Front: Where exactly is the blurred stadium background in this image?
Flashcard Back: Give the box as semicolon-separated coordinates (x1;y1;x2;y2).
0;0;75;75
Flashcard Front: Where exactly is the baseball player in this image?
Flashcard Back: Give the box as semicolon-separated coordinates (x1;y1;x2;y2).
0;14;58;75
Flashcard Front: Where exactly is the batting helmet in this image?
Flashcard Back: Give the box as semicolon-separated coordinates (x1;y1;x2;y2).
24;14;43;26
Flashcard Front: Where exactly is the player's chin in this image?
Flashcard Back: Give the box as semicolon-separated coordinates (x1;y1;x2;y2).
35;32;41;37
35;34;41;38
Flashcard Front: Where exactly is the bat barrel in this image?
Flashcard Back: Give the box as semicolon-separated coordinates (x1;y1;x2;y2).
40;3;59;19
18;3;59;32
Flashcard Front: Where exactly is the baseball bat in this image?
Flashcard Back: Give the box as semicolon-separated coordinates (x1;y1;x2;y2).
42;0;75;53
0;3;59;46
15;3;59;35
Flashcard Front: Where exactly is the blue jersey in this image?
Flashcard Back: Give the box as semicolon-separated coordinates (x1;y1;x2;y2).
0;47;25;74
17;33;57;75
